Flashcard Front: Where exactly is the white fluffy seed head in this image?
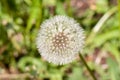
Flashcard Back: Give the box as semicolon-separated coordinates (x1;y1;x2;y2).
36;15;85;65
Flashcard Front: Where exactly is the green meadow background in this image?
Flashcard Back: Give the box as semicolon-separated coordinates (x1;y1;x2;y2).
0;0;120;80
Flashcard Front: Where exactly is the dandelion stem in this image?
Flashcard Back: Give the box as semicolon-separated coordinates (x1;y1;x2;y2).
79;53;97;80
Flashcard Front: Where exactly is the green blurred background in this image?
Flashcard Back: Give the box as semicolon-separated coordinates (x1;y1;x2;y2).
0;0;120;80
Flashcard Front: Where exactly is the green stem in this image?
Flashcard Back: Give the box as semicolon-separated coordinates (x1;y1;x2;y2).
79;53;97;80
86;7;117;45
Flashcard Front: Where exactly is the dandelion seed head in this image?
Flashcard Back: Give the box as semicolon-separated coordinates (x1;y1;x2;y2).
36;15;85;65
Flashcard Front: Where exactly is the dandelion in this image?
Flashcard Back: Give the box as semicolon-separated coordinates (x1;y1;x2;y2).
36;15;85;65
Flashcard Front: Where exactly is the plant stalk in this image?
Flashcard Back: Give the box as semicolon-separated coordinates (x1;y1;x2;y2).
86;7;117;45
79;53;97;80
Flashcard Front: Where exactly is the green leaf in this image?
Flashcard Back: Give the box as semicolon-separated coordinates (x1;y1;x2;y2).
56;0;66;15
68;67;87;80
107;58;120;80
104;42;120;63
93;29;120;46
26;0;42;33
18;56;46;72
0;25;8;46
96;0;109;13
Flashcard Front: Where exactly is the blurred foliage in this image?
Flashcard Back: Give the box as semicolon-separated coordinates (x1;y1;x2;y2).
0;0;120;80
